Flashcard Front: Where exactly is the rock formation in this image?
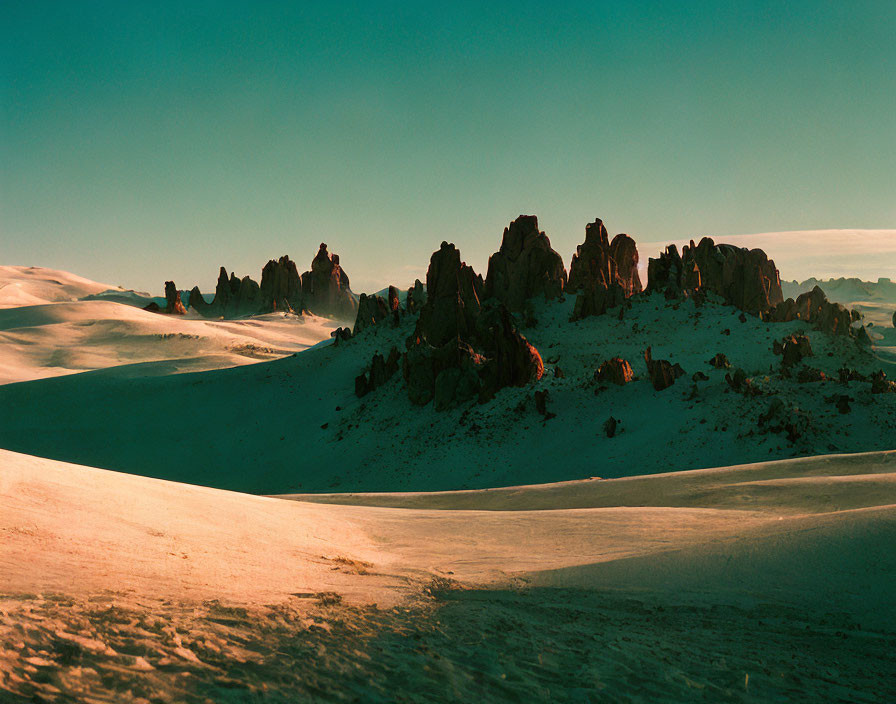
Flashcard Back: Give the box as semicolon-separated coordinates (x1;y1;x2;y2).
302;243;356;319
188;287;210;314
595;357;634;385
647;238;783;313
260;255;303;313
483;215;567;311
644;347;684;391
766;286;854;336
355;348;400;397
773;334;813;368
566;219;641;320
402;242;543;407
353;293;390;335
164;281;186;315
406;279;426;314
708;353;731;369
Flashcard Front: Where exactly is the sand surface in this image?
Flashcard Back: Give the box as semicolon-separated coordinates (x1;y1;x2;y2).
0;266;341;384
2;448;894;702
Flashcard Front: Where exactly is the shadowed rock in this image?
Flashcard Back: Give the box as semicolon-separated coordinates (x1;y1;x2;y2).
566;219;640;320
164;281;186;315
402;243;543;407
767;286;856;337
188;287;211;315
301;244;357;319
406;279;426;314
773;334;813;368
484;215;567;311
355;348;400;397
353;293;390;335
260;255;303;313
644;347;684;391
647;238;783;313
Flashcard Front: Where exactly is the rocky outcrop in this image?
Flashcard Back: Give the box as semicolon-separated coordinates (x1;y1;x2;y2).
708;353;731;369
331;327;352;345
202;267;262;318
609;234;642;297
566;219;641;320
260;255;303;313
388;286;401;314
415;242;483;347
483;215;567;311
355;348;400;397
766;286;854;336
406;279;426;314
302;243;356;319
164;281;186;315
773;334;813;368
188;287;211;314
595;357;634;385
353;293;390;335
644;347;684;391
403;243;543;407
647;238;783;313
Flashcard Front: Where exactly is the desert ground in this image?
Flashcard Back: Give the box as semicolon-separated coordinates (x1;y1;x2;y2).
2;447;895;702
1;265;895;702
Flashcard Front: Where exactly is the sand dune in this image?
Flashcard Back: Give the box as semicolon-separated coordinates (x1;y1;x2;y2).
0;267;340;384
2;448;894;701
3;448;894;610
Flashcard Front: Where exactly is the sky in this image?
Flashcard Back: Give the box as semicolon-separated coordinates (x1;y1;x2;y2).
2;1;895;294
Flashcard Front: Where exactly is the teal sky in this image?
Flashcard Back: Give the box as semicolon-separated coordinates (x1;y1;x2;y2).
2;1;895;293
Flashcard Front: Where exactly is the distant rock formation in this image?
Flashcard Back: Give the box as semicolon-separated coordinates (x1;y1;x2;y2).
164;281;186;315
647;238;783;313
483;215;567;311
595;357;634;385
188;287;211;314
766;286;856;336
402;242;543;407
407;279;426;314
302;243;356;319
183;244;356;320
566;219;641;320
644;347;684;391
260;255;303;313
353;293;390;335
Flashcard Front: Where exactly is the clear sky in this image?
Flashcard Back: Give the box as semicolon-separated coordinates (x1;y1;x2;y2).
2;1;895;293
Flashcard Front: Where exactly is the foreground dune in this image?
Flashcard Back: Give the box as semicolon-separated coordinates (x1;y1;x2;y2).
2;448;894;701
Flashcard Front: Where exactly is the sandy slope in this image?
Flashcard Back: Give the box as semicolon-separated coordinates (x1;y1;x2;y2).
0;266;117;308
0;267;341;384
2;289;893;495
1;448;894;701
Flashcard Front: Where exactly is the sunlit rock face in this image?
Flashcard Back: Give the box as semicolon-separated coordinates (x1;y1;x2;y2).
484;215;567;312
403;241;542;408
566;219;642;320
647;237;783;314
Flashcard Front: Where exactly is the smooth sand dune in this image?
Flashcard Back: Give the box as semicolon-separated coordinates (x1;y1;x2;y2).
3;448;895;702
3;448;894;611
0;265;117;308
0;269;342;384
